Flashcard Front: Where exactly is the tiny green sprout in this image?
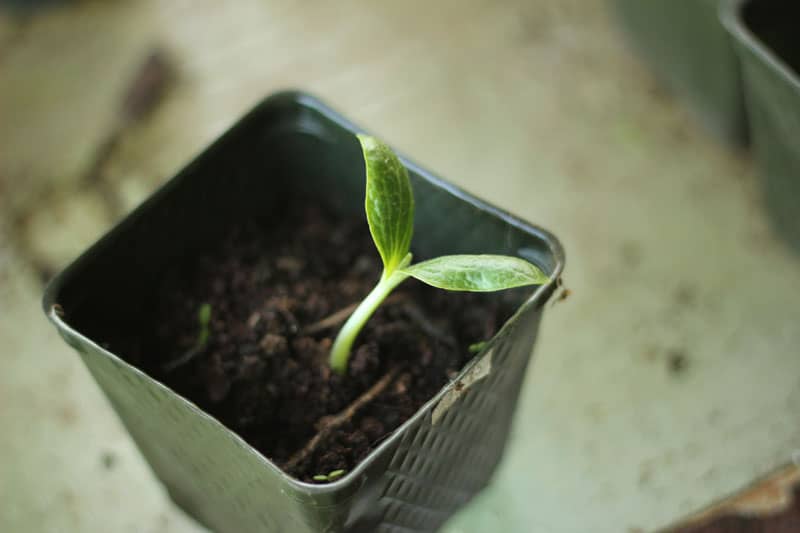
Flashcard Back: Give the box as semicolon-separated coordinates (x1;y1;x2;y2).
468;341;488;354
327;469;346;480
329;135;550;374
312;469;346;483
196;303;212;349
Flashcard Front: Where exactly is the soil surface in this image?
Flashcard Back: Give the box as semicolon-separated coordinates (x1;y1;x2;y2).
123;204;518;482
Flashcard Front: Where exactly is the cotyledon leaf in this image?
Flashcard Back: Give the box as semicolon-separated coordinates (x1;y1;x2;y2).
358;134;414;274
401;255;549;292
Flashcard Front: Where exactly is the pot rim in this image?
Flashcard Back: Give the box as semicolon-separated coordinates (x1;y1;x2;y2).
42;90;565;501
720;0;800;92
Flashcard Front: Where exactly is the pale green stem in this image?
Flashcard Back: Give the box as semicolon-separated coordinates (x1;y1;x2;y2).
330;254;412;374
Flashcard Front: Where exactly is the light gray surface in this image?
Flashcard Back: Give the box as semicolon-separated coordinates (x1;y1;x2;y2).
1;1;799;532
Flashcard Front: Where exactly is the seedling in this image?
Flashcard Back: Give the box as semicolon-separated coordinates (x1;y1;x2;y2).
162;303;212;372
312;469;347;482
468;341;488;354
196;303;212;349
329;135;550;374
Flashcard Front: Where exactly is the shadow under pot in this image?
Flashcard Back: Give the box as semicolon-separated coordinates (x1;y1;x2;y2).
43;91;564;533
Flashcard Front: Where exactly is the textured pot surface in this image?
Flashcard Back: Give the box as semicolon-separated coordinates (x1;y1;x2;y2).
722;0;800;252
43;92;564;533
612;0;747;145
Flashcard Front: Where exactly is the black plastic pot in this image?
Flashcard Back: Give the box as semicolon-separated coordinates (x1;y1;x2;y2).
611;0;748;145
722;0;800;252
43;92;564;533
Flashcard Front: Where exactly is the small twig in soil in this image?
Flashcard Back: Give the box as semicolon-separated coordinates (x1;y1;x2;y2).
301;293;406;335
277;307;300;335
399;301;457;348
161;345;202;372
301;302;359;335
283;367;400;472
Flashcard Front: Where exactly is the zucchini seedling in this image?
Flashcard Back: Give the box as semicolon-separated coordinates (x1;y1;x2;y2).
329;135;550;374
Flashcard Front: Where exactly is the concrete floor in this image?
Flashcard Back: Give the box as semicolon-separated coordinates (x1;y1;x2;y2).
1;1;799;532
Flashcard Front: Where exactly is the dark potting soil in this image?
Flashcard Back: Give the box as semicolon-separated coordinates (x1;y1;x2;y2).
125;203;520;482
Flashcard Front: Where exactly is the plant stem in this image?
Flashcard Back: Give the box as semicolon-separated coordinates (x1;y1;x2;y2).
302;293;406;335
330;256;412;374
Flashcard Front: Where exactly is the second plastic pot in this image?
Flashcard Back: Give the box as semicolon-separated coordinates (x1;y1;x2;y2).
611;0;748;145
722;0;800;252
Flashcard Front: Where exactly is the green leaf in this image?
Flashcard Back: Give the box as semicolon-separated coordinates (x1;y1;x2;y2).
312;475;328;482
402;255;549;292
468;341;488;354
358;134;414;274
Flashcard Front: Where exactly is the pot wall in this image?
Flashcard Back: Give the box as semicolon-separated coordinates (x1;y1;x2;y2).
612;0;748;145
44;92;564;532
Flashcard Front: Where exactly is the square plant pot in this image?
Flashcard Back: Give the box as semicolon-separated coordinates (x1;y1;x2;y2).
43;91;564;533
611;0;748;145
722;0;800;253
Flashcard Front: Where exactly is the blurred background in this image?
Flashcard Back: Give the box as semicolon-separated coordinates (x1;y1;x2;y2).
1;1;799;532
